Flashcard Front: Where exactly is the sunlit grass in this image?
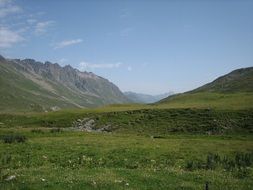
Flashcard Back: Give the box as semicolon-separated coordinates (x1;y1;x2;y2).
0;130;252;189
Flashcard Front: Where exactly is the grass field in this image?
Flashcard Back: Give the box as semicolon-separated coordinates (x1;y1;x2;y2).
0;105;253;189
0;129;253;190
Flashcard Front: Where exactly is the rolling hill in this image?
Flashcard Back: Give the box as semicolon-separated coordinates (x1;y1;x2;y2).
191;67;253;93
0;55;129;112
158;67;253;109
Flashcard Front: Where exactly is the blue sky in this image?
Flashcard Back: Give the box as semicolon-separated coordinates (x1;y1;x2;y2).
0;0;252;95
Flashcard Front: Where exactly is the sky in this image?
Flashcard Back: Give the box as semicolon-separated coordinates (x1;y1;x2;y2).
0;0;252;95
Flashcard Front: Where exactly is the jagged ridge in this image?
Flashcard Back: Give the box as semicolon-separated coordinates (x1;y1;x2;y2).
0;55;129;112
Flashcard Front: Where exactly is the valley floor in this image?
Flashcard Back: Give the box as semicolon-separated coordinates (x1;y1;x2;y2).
0;129;253;190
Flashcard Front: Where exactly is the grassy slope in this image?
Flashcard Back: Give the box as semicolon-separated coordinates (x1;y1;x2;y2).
192;67;253;93
157;92;253;110
158;67;253;110
0;61;78;112
0;107;252;135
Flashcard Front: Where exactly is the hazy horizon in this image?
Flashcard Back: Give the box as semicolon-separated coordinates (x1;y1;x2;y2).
0;0;252;95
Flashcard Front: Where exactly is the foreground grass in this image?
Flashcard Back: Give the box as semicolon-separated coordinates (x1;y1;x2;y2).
0;106;252;189
0;130;253;189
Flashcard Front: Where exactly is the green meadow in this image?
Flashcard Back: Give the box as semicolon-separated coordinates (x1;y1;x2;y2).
0;104;253;190
0;129;253;190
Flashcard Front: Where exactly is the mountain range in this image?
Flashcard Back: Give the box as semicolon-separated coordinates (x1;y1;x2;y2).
0;55;129;112
124;91;173;103
1;54;252;112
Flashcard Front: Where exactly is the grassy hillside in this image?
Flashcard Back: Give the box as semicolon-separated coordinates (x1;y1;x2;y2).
192;67;253;93
0;60;76;112
158;67;253;109
158;92;253;110
0;107;252;135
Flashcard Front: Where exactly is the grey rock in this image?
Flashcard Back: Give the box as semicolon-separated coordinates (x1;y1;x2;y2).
72;118;112;133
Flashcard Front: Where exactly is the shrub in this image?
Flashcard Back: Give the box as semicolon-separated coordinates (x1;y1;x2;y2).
235;152;253;167
184;152;253;174
185;160;203;171
1;134;27;143
206;153;220;170
234;167;251;178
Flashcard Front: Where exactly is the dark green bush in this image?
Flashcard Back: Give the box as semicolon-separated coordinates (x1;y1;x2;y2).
234;167;251;178
235;152;252;167
1;134;27;143
185;152;253;177
206;153;221;170
185;160;204;171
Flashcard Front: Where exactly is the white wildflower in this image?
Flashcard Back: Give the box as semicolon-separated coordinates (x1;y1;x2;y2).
5;175;16;181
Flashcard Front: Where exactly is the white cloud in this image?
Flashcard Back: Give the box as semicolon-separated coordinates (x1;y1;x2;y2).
127;66;132;71
0;0;56;49
0;27;23;48
59;58;67;63
0;0;22;18
79;61;123;70
35;21;54;35
53;39;83;49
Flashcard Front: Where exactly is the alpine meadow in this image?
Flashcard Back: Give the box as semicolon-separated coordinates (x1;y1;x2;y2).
0;0;253;190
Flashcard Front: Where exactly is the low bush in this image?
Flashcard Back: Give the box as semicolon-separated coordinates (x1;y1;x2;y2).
185;160;204;171
234;167;251;178
1;134;27;143
185;152;253;178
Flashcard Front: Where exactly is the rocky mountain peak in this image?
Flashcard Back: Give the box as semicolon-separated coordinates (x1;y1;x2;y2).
0;55;130;112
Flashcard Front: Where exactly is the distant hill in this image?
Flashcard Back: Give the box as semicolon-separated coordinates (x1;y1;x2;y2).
124;91;173;103
191;67;253;93
158;67;253;109
0;55;129;112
